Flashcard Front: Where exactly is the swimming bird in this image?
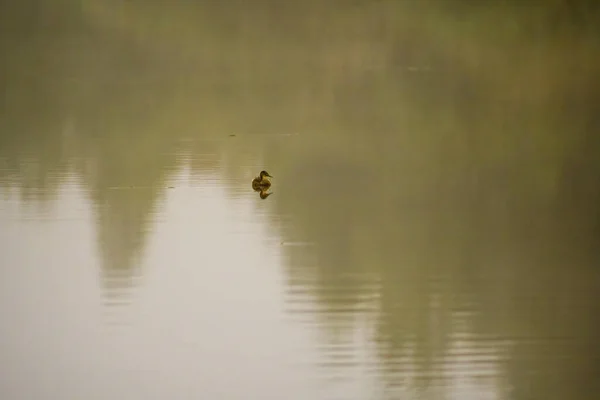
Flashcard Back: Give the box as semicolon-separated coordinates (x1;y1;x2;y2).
252;170;273;190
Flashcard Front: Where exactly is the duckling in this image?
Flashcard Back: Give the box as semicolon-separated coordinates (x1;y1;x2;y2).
252;170;273;190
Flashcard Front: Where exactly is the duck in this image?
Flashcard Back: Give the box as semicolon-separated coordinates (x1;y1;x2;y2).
252;170;273;190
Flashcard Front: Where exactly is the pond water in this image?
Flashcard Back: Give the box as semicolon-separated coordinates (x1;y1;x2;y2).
1;2;599;400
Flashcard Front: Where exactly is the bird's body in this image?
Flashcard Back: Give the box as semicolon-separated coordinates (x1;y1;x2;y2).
252;170;273;190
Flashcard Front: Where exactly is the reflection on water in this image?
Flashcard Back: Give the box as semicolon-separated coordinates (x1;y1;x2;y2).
1;1;600;399
256;188;273;200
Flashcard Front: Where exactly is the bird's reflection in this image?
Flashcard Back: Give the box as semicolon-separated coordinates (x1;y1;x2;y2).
256;188;273;199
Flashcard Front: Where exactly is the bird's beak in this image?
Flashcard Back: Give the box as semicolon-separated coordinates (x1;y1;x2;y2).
267;174;273;178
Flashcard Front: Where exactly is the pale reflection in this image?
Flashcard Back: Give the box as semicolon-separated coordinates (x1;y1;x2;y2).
93;185;157;298
0;164;331;399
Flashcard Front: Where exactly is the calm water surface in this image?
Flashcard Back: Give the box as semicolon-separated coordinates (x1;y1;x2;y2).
1;2;599;400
